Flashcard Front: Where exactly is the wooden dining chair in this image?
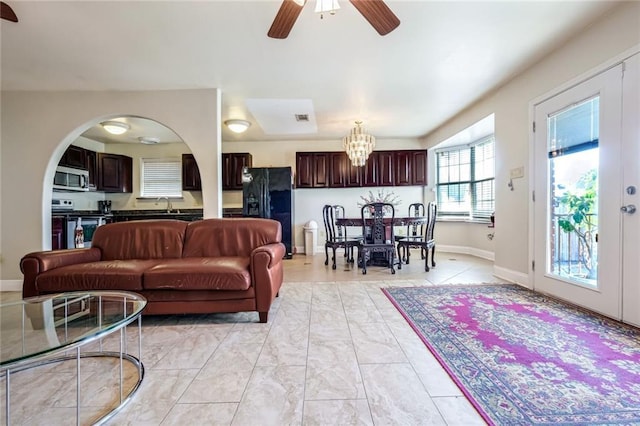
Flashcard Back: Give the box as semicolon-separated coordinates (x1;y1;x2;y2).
322;204;360;269
359;202;396;275
396;202;426;263
397;202;437;271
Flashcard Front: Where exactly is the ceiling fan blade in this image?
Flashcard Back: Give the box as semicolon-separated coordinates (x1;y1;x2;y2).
268;0;305;39
349;0;399;36
1;1;18;22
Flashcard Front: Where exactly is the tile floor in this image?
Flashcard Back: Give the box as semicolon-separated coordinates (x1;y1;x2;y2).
1;250;508;425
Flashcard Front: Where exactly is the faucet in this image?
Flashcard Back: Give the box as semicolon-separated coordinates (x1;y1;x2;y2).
156;196;173;213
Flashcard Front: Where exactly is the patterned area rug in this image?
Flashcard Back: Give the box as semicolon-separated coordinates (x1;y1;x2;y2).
383;284;640;425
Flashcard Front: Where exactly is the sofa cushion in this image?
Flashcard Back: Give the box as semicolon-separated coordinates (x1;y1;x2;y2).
92;220;188;261
183;218;281;258
35;260;162;293
143;257;251;291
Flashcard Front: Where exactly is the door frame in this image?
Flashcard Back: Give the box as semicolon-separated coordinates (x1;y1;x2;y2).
528;45;640;291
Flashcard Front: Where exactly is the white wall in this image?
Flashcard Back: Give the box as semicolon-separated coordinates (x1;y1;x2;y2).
422;2;640;280
1;89;221;281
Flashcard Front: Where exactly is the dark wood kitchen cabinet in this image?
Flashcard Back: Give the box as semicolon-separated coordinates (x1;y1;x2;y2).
85;149;97;189
296;149;427;189
394;151;413;186
51;216;65;250
97;153;132;193
363;151;394;187
222;153;252;191
411;150;428;185
59;145;87;169
328;152;362;188
182;154;201;191
296;152;329;188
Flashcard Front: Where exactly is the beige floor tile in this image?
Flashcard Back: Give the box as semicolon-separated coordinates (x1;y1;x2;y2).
360;363;447;425
161;402;238;425
232;365;305;426
302;399;373;425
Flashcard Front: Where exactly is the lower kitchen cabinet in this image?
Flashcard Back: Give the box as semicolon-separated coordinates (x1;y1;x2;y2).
52;216;64;250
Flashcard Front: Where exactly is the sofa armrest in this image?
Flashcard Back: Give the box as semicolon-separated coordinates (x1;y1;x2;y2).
250;242;286;320
20;248;102;298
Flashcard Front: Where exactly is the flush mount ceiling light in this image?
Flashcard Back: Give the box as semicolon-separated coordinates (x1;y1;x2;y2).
138;136;160;145
343;121;375;167
101;121;130;135
225;119;251;134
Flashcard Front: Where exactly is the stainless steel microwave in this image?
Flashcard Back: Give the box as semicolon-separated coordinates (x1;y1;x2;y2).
53;166;89;192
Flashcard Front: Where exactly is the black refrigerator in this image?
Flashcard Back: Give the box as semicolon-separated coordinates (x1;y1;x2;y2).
242;167;293;258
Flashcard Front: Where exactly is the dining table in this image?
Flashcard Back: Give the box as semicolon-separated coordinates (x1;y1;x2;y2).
335;216;430;227
335;216;430;268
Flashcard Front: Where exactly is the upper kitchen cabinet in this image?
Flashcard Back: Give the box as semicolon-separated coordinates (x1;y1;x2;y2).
410;150;428;185
59;145;87;170
297;149;427;188
97;153;132;193
182;154;201;191
296;152;329;188
85;149;97;190
363;151;394;187
329;152;362;188
222;153;252;191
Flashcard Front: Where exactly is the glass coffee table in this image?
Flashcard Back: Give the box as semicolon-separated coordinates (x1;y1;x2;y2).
0;291;146;425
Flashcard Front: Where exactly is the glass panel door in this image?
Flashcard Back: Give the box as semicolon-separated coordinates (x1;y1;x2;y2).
547;97;599;286
533;64;623;319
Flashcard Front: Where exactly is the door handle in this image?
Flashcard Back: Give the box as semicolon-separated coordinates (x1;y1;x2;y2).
620;204;636;214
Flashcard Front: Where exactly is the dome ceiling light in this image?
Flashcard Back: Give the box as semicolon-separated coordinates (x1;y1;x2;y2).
101;121;130;135
224;119;251;134
138;136;160;145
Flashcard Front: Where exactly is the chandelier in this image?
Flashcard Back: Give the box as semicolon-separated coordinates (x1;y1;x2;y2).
343;121;375;167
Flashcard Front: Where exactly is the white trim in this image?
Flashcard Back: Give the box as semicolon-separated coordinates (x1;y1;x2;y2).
438;245;494;261
494;266;530;288
1;280;23;293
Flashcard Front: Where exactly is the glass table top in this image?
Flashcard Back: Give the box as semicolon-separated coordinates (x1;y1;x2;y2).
1;291;146;369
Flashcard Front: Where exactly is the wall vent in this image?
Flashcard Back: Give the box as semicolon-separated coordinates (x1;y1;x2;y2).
295;114;309;122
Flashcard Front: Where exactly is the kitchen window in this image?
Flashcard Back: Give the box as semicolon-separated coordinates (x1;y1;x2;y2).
436;136;495;221
140;157;182;197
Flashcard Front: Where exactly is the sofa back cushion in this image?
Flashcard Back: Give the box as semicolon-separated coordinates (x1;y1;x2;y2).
183;218;282;258
92;220;188;260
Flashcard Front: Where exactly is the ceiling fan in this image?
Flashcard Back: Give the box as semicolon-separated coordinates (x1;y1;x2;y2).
268;0;399;39
1;1;18;22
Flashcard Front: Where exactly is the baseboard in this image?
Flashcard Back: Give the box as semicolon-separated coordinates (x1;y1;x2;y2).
0;279;22;292
493;266;530;287
438;245;495;261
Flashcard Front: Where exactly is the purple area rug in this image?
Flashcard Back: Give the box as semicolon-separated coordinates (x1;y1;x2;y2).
383;284;640;425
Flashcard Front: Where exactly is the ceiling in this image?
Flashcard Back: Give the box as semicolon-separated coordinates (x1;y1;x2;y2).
1;1;619;144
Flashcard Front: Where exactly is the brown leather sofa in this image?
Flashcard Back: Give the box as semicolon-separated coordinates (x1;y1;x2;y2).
20;218;285;322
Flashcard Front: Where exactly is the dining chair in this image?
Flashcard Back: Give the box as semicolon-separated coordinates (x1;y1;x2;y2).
322;204;360;270
397;201;437;271
396;202;426;263
359;202;396;275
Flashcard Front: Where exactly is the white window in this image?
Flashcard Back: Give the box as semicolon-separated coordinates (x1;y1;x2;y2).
140;157;182;198
436;136;495;220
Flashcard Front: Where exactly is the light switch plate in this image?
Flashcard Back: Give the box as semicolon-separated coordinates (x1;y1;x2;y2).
510;166;524;179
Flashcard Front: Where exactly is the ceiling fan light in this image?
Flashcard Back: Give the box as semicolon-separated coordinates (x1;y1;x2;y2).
315;0;340;14
101;121;130;135
225;119;251;134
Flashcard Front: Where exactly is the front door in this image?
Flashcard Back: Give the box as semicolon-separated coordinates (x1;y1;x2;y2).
533;60;633;320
